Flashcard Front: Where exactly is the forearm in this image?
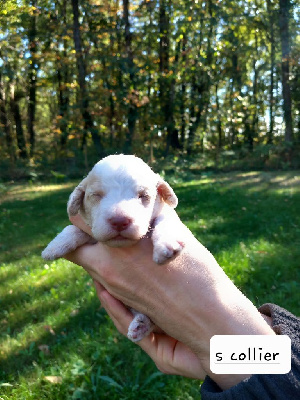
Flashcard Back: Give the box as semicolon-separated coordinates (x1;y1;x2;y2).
173;250;275;389
199;295;275;390
201;303;300;398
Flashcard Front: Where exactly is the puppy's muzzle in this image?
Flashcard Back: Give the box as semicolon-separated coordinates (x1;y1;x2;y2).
108;216;132;232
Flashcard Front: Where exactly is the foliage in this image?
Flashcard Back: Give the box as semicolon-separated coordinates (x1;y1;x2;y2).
0;170;299;399
0;0;299;173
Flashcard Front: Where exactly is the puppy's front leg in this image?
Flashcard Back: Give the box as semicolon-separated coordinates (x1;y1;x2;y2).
42;225;95;260
152;209;185;264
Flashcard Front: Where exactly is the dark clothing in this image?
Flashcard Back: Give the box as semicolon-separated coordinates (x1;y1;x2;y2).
201;304;300;399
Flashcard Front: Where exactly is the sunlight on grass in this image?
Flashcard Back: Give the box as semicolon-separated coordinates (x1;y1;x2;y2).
1;183;75;202
206;171;300;193
0;171;299;399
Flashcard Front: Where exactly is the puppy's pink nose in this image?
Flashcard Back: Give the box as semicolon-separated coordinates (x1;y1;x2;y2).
109;216;131;232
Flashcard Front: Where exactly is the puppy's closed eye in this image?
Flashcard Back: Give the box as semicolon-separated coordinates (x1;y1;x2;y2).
138;191;151;203
90;192;104;201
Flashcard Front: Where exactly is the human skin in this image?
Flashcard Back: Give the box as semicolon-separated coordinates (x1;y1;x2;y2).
65;214;275;391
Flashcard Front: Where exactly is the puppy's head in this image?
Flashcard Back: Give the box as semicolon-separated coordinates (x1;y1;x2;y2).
67;154;177;247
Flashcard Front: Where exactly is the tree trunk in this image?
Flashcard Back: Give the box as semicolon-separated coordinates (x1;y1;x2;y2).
57;67;69;147
229;79;237;146
10;86;27;159
215;84;222;149
187;76;203;155
247;31;259;151
85;7;117;148
123;0;137;153
168;37;181;151
278;0;293;142
244;116;254;152
180;34;187;147
159;0;169;153
159;0;180;154
27;0;38;157
0;72;14;160
201;0;214;150
71;0;102;154
187;0;213;155
57;0;70;148
267;0;275;144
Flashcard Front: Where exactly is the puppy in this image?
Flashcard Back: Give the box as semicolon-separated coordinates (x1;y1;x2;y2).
42;154;184;342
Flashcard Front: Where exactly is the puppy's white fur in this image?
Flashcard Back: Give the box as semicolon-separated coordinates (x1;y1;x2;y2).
42;154;184;342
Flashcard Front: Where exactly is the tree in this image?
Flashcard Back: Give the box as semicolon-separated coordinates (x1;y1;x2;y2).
0;0;298;169
123;0;138;153
71;0;102;154
278;0;293;142
10;84;27;159
0;72;14;160
27;0;38;156
266;0;276;144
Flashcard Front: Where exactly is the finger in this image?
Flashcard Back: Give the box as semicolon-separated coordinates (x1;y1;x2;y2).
94;282;199;377
94;280;105;294
95;281;159;350
95;281;134;337
95;281;155;345
64;242;105;279
69;214;92;235
97;288;205;379
93;280;105;306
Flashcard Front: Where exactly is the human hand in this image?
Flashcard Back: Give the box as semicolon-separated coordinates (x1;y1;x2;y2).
66;215;275;389
94;280;208;379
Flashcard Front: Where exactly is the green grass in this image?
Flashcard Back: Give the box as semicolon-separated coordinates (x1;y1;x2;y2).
0;171;299;399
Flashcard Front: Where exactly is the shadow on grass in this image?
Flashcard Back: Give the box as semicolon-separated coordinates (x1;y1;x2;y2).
0;173;299;397
238;247;300;312
0;291;106;376
176;174;300;252
0;279;170;398
0;185;169;397
0;186;73;264
175;172;300;314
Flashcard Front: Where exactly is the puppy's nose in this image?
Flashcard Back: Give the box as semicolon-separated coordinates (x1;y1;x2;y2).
109;216;131;232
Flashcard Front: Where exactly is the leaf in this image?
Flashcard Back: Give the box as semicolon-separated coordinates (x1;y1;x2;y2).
70;359;88;376
43;376;62;384
99;375;123;390
141;371;163;388
72;388;88;399
0;383;13;387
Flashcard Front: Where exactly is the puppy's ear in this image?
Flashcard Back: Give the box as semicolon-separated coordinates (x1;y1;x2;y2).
67;178;87;216
157;179;178;208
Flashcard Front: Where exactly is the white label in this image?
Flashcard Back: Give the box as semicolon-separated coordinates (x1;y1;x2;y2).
210;335;291;374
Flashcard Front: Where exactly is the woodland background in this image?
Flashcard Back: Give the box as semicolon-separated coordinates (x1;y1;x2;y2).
0;0;299;180
1;2;300;398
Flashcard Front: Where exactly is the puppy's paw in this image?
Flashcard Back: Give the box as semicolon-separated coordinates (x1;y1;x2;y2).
42;235;71;260
42;246;61;261
127;312;154;342
153;238;184;264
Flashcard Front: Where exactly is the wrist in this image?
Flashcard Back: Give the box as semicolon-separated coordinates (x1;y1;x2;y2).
188;279;275;388
203;297;275;390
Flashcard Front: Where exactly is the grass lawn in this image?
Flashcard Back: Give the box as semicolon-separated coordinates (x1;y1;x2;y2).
0;170;299;399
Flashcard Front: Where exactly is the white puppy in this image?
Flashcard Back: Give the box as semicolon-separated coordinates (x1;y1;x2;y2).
42;154;184;342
